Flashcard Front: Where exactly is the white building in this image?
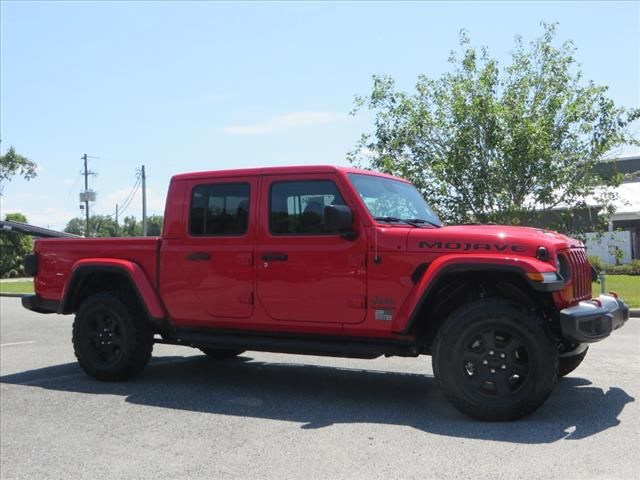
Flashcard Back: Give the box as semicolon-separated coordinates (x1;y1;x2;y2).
584;156;640;264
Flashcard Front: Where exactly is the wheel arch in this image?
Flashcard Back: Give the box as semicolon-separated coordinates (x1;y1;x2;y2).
400;259;559;351
61;259;167;327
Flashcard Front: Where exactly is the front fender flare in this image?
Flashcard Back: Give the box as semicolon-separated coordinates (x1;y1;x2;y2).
393;254;562;334
60;258;166;321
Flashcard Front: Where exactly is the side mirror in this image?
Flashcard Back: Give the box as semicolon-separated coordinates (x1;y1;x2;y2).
324;205;354;236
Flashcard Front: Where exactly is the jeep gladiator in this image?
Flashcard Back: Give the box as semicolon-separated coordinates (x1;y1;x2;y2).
22;165;629;420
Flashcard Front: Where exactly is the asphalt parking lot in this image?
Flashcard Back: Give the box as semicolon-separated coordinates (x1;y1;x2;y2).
1;296;638;480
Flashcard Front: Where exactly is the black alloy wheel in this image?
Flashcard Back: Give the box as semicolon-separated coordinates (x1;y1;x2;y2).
81;308;125;367
433;299;558;421
459;326;531;398
73;292;153;381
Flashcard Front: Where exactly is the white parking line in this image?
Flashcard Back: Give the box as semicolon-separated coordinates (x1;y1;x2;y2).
0;341;37;347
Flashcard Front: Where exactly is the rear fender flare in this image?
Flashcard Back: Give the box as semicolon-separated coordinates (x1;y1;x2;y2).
60;258;166;321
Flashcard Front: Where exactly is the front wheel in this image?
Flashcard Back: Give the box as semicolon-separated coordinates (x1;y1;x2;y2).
432;299;558;421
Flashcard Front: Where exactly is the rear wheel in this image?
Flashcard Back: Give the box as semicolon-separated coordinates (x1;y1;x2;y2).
433;299;558;421
72;292;153;381
199;347;245;359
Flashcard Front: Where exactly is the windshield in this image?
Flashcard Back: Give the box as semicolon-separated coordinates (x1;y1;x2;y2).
348;173;442;226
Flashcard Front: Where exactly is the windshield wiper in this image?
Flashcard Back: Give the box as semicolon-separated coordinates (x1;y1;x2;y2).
374;216;442;228
403;218;442;228
374;216;421;228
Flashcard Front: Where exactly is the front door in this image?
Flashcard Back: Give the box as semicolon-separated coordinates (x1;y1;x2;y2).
257;174;367;324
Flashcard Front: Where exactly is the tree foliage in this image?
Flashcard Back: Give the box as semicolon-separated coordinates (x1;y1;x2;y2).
0;213;34;277
0;146;38;195
350;23;638;232
64;214;163;237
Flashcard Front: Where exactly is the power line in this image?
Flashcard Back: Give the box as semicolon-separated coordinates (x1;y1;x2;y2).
63;174;82;206
119;177;141;214
100;173;140;223
115;174;141;217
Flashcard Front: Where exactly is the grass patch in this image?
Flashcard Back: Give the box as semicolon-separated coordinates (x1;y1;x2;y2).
0;280;34;294
1;275;636;307
592;275;639;308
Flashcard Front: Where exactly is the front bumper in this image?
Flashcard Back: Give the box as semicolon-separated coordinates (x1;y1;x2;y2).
560;294;629;344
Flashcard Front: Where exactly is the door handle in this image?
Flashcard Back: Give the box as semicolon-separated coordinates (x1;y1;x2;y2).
187;252;211;261
262;252;288;261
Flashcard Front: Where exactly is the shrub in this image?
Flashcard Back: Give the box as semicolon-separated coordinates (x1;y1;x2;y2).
588;255;603;273
589;256;639;276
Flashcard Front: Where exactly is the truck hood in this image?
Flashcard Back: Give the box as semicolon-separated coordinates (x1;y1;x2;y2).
406;224;583;256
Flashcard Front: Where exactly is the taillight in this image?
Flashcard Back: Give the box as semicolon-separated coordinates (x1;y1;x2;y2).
24;253;38;277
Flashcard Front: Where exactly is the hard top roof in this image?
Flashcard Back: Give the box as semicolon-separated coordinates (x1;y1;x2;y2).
171;165;410;182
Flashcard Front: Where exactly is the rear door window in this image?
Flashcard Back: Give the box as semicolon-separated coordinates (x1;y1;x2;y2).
189;183;250;236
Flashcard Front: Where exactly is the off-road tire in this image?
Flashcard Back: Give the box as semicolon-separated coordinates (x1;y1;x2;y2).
558;348;588;377
199;347;245;359
432;299;558;421
72;292;154;381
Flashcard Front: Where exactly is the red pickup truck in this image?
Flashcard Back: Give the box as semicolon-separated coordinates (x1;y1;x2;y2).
22;165;628;420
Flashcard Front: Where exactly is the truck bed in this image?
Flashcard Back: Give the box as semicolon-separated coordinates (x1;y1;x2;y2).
34;237;160;301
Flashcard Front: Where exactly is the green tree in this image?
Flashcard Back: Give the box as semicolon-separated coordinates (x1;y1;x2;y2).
64;214;163;237
122;216;140;237
120;215;163;236
350;23;638;232
0;213;34;277
146;215;163;236
0;146;38;195
64;215;119;238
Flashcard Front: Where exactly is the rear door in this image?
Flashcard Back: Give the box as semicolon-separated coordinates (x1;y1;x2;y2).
161;177;257;324
256;173;367;324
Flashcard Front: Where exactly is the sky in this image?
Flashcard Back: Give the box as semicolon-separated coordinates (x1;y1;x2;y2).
1;0;639;230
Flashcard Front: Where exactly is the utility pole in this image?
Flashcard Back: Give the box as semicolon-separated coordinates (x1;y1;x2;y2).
141;165;147;236
79;154;97;237
115;203;119;237
83;153;89;235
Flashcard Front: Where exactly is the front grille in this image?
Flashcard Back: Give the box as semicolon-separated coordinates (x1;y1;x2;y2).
563;248;592;301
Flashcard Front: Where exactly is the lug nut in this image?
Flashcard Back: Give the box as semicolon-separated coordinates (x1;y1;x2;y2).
501;364;506;370
490;368;496;374
489;350;495;356
482;360;488;365
499;353;506;359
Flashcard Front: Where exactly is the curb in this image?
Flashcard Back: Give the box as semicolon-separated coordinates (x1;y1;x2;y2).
631;309;640;318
